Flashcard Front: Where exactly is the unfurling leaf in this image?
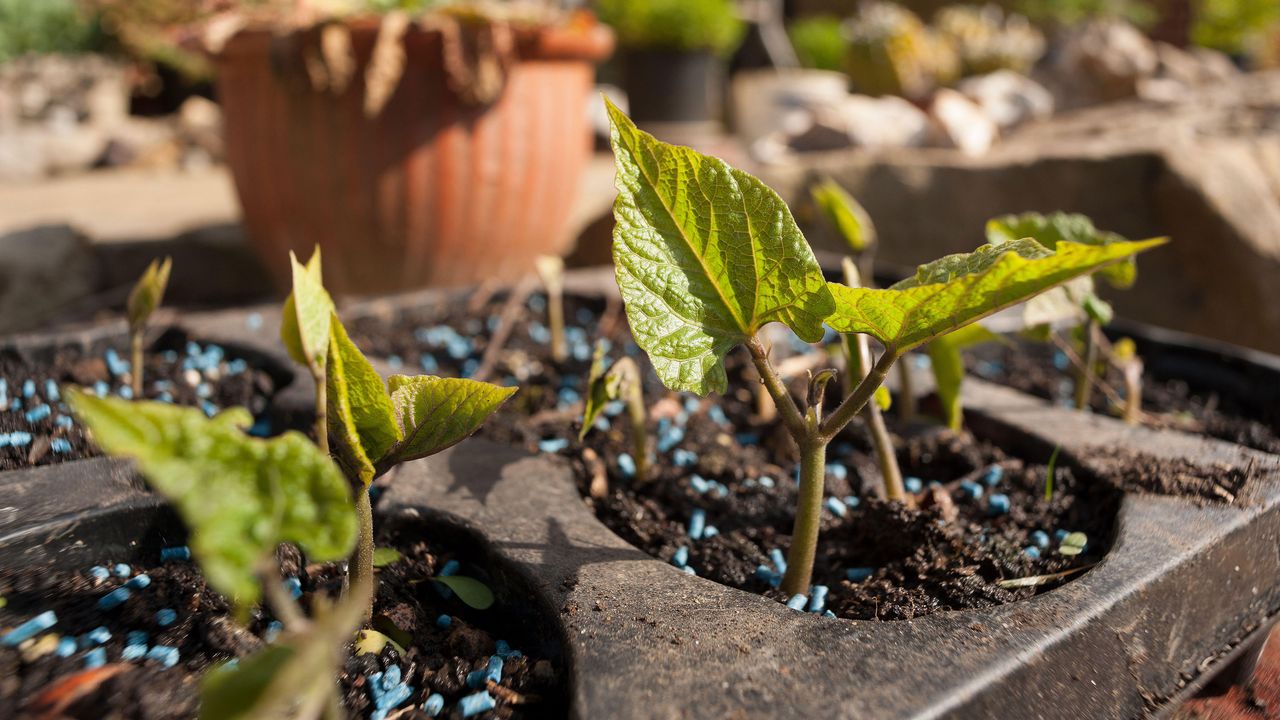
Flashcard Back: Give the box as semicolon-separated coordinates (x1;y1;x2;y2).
126;257;172;332
66;391;356;610
580;343;613;439
926;323;1004;431
433;575;495;610
386;376;516;464
1059;531;1088;556
281;247;334;370
986;211;1138;289
606;99;834;395
200;579;372;720
326;314;401;486
811;179;875;253
825;238;1167;354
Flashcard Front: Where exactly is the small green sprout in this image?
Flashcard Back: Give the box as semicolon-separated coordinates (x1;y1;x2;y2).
926;323;1004;431
535;255;567;363
371;547;402;567
582;342;648;482
1044;444;1061;502
433;575;495;610
125;257;172;398
605;99;1165;594
281;248;335;453
1059;531;1088;556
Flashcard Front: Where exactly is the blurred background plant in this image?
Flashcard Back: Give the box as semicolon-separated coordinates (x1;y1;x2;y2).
0;0;105;64
935;4;1045;75
842;1;956;97
595;0;745;54
788;14;845;70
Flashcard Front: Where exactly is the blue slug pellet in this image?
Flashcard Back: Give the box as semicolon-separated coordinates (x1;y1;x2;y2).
808;585;829;614
24;404;51;423
122;644;147;661
147;645;179;668
439;560;459;577
844;495;861;509
89;566;109;581
671;546;689;568
459;691;496;718
6;431;31;447
1030;530;1051;549
436;614;452;630
1024;546;1042;560
156;609;177;627
22;379;35;398
423;693;445;716
1054;529;1069;542
56;637;77;657
84;626;110;646
160;546;190;563
673;449;697;467
689;474;711;493
126;574;151;590
846;567;874;582
688;509;706;540
826;463;848;481
769;548;787;574
759;476;775;489
1;610;57;646
959;481;984;500
786;594;808;611
703;526;719;538
617;453;636;478
98;588;131;611
486;656;503;683
824;497;847;518
983;466;1004;487
904;477;923;493
84;647;107;669
283;577;302;599
44;380;59;402
264;620;282;642
538;438;569;454
987;494;1011;516
113;563;131;577
50;438;72;454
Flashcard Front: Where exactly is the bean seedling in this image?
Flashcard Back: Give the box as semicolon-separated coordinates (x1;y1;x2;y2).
604;99;1166;595
581;342;648;481
125;257;172;398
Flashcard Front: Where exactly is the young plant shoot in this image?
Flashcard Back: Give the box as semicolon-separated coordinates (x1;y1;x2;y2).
282;246;516;616
581;342;648;481
535;254;568;363
125;257;172;398
604;99;1165;595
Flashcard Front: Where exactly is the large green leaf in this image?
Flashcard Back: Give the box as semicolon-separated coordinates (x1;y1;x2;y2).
811;179;875;254
281;248;334;369
385;376;516;464
126;257;172;332
926;324;1003;430
200;580;371;720
67;391;356;609
606;99;834;395
986;212;1137;289
826;238;1167;353
326;313;401;487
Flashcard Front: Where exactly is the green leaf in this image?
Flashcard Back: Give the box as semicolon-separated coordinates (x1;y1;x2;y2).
606;99;834;395
1083;293;1114;325
326;313;401;486
925;324;1003;431
811;179;875;253
200;581;371;720
126;257;172;331
66;390;356;610
385;376;516;464
372;547;402;567
580;342;613;440
986;212;1138;289
434;575;494;610
280;247;334;369
825;238;1167;353
354;628;405;657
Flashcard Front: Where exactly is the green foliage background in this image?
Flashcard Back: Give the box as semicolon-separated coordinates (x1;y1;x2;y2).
595;0;745;54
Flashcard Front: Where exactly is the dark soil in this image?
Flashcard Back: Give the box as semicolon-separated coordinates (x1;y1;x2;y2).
968;340;1280;455
0;521;564;720
0;329;278;471
348;291;1123;621
1083;447;1256;505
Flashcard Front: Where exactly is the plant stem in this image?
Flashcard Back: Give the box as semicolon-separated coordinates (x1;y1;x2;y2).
896;361;916;424
129;329;143;398
624;379;648;482
1122;357;1143;424
348;487;375;622
780;436;827;596
548;283;567;363
853;334;905;501
260;557;306;630
818;348;899;444
1074;320;1099;411
313;364;329;454
745;336;807;439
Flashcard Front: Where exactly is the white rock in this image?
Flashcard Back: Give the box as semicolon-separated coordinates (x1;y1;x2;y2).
837;95;930;149
958;70;1053;130
929;88;998;156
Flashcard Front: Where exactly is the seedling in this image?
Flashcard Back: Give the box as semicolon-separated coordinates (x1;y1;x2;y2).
581;342;648;481
534;255;567;363
927;323;1004;431
605;99;1165;594
125;257;172;398
282;249;516;615
986;212;1144;412
1044;444;1061;501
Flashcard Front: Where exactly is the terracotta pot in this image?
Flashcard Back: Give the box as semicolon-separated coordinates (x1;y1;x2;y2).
213;16;613;295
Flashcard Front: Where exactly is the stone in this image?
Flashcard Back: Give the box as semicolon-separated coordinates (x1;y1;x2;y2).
759;70;1280;354
1037;19;1158;110
0;225;97;335
928;88;998;156
958;70;1053;130
838;94;930;150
